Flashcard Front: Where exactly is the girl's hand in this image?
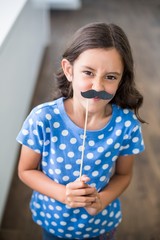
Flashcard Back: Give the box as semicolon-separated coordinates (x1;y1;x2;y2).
65;175;97;208
84;192;103;216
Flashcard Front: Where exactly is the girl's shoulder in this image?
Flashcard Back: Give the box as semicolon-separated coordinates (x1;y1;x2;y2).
113;104;140;125
30;98;63;117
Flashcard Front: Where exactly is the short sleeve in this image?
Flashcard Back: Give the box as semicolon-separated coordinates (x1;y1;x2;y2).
119;122;145;156
16;109;44;154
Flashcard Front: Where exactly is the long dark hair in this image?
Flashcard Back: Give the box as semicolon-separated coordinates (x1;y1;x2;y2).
55;22;145;123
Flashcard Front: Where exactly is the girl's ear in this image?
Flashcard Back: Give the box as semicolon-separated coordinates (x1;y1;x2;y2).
61;58;73;82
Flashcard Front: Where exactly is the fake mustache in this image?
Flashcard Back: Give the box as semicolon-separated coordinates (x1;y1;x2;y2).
81;90;113;100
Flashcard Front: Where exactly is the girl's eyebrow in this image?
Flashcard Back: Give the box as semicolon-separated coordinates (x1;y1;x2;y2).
81;66;122;76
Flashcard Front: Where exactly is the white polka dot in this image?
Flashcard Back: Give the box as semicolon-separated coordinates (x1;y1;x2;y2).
54;108;60;114
46;127;51;133
108;127;113;131
43;152;48;157
38;194;43;200
109;211;114;217
100;229;105;234
33;130;38;135
123;109;129;114
48;205;54;210
50;159;54;164
88;140;95;146
98;134;104;139
95;159;101;165
27;139;34;145
63;213;69;217
81;214;88;219
51;221;57;226
87;153;93;159
60;221;67;226
76;159;81;164
73;171;80;177
71;218;77;222
84;165;91;171
83;234;90;238
42;161;47;166
49;169;54;174
116;116;122;123
92;171;99;177
133;125;139;132
102;209;108;215
46;213;52;218
115;129;122;136
106;138;113;145
65;164;72;169
56;157;64;163
58;228;64;233
51;136;58;142
62;130;69;136
102;220;107;226
132;137;139;143
112;156;118;161
123;134;129;139
97;146;104;153
51;148;55;154
78;223;85;228
22;129;29;135
100;176;106;182
53;122;60;128
68;152;74;158
59;144;66;150
67;226;74;231
115;211;121;218
102;164;109;169
94;219;101;224
73;209;80;214
132;148;140;154
55;169;61;174
37;220;42;225
86;227;92;231
93;229;99;233
49;229;55;234
37;121;43;127
29;118;33;125
46;114;52;120
70;138;77;144
125;120;131;127
65;234;72;238
44;196;49;201
54;213;60;219
105;152;111;157
114;143;120;149
63;176;69;181
108;221;113;227
44;140;50;146
40;211;45;217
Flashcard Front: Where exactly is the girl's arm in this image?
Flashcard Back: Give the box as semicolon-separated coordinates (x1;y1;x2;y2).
18;145;96;206
85;154;134;215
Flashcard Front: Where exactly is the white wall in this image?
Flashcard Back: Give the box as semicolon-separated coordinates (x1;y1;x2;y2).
0;0;49;224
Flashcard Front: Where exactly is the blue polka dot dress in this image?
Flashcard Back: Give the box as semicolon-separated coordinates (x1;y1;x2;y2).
16;97;145;239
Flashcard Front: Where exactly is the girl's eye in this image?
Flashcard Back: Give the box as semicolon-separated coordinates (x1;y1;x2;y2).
106;75;116;80
83;71;94;76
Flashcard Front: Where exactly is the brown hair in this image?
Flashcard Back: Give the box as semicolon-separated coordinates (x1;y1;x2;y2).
55;22;145;123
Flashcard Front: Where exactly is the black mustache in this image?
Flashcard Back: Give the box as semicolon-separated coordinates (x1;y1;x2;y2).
81;90;113;100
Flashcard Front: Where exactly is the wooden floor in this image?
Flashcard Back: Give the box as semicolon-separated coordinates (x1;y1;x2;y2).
1;0;160;239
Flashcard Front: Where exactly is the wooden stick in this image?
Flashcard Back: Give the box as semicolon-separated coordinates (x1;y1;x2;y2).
79;99;89;179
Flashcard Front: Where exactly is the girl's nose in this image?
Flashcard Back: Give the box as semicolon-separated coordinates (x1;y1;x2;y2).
92;77;104;91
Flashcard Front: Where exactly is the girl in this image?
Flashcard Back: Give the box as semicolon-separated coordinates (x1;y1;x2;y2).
17;22;145;240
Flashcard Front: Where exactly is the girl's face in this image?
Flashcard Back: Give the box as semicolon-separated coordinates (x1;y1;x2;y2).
62;48;124;112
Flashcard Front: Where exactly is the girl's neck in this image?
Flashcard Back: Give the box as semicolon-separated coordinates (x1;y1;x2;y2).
64;98;112;130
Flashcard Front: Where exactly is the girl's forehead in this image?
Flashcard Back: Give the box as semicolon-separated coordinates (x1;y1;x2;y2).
74;48;124;71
